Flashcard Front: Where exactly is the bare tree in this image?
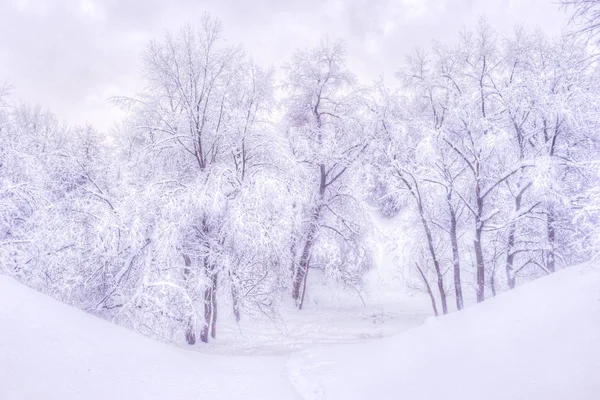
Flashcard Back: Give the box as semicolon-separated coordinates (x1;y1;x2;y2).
562;0;600;44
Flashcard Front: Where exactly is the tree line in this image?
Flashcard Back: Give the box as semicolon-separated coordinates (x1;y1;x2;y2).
1;12;599;343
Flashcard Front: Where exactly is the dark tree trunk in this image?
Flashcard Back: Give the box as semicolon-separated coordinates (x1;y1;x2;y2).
547;207;556;273
505;180;530;290
474;234;485;303
449;202;463;310
289;235;298;280
544;117;558;273
292;164;326;307
399;173;447;314
298;259;310;310
419;212;448;314
474;161;485;303
505;188;520;291
231;278;241;323
185;323;196;345
200;285;210;343
292;220;317;304
490;265;497;297
200;274;217;343
413;196;448;314
200;259;218;343
505;231;516;290
415;262;439;317
197;215;219;343
210;272;217;339
182;254;196;345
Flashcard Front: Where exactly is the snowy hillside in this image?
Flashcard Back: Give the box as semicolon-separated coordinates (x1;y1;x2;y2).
0;275;300;400
2;264;599;399
288;264;600;400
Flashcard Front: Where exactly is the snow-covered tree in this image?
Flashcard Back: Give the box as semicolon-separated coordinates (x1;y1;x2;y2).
282;39;375;309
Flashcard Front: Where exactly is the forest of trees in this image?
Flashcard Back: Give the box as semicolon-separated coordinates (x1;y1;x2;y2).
1;5;600;343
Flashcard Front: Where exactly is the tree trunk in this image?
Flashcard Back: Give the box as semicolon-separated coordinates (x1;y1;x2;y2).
298;259;310;310
545;118;559;273
289;235;298;280
400;173;448;314
474;161;485;303
200;265;218;343
547;207;556;273
505;179;530;289
449;203;463;310
231;278;241;323
490;264;497;297
474;234;485;303
182;254;196;345
505;230;516;290
505;195;519;290
211;272;217;339
200;284;210;343
415;262;439;317
292;219;317;303
292;165;326;307
185;320;196;345
200;274;217;343
418;206;448;314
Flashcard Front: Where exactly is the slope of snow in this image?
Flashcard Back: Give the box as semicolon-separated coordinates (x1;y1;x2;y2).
287;264;600;400
2;264;599;400
0;275;300;400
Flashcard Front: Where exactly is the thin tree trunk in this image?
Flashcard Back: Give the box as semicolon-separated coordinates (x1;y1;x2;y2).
292;165;326;306
182;254;196;345
200;285;211;343
289;203;299;280
292;220;317;302
211;272;217;339
231;275;241;323
200;275;217;343
505;185;520;291
448;201;463;310
200;260;218;343
415;262;439;317
419;212;448;314
474;234;485;303
505;229;516;290
547;207;556;273
298;259;310;310
505;179;530;289
545;117;558;273
414;188;447;314
400;172;447;314
505;189;521;291
474;161;485;303
289;235;298;280
490;264;497;297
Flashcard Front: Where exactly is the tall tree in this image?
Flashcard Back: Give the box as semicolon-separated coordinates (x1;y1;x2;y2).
283;39;374;309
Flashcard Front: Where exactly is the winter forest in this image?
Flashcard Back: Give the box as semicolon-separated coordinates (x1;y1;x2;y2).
1;0;600;349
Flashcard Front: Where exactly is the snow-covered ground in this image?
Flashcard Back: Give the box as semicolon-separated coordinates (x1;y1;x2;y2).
1;263;599;399
288;264;600;400
0;274;301;399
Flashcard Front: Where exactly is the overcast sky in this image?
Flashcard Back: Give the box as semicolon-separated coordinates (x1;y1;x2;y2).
0;0;570;131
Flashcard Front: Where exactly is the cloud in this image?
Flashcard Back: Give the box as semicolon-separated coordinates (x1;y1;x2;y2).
0;0;568;131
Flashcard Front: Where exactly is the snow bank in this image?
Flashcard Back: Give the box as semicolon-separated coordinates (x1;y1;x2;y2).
2;264;599;400
0;276;300;400
287;264;600;400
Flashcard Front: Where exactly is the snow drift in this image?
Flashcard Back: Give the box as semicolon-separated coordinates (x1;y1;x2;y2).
0;275;299;400
1;264;599;399
288;264;600;400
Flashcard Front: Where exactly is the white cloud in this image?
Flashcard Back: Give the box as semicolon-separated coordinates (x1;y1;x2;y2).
79;0;105;21
0;0;569;131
